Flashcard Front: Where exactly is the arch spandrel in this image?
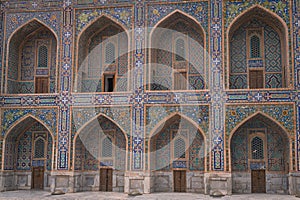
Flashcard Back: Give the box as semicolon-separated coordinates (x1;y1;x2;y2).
226;104;295;140
146;105;209;138
75;8;133;36
2;109;58;137
224;3;290;30
71;107;131;139
6;14;61;41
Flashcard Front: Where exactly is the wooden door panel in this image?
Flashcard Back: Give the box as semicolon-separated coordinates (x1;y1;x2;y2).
107;169;113;192
249;70;263;89
100;168;113;192
180;171;186;192
32;167;44;189
173;170;186;192
35;77;49;93
174;72;187;90
174;171;181;192
100;169;107;191
251;170;266;193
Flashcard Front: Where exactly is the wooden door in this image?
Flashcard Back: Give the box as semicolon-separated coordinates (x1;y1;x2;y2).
35;77;49;93
251;170;266;193
32;166;44;189
173;170;186;192
100;168;113;191
249;70;263;89
174;72;187;90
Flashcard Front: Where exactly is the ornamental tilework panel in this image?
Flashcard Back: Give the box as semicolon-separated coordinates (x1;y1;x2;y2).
267;131;286;171
150;117;204;171
16;122;53;171
74;116;126;171
16;132;32;171
146;105;209;137
3;1;63;10
47;134;53;171
2;109;58;136
8;41;19;80
226;104;294;138
4;137;16;170
224;1;291;89
76;0;131;6
224;0;290;28
230;28;246;74
264;25;282;73
153;130;170;171
147;1;209;31
189;131;205;171
6;11;61;40
75;7;133;35
231;128;248;171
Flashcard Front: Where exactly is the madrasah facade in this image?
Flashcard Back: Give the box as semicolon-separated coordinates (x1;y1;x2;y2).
0;0;299;196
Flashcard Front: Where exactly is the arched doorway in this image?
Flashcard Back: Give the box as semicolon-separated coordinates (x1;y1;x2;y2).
73;115;127;192
76;15;129;93
149;114;205;193
6;19;58;94
230;113;290;194
149;11;206;91
228;6;289;89
3;116;54;190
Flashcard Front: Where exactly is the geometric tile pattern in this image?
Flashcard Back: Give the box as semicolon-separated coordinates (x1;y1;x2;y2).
210;0;225;170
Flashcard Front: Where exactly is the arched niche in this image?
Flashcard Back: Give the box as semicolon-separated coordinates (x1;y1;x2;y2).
228;6;289;89
76;15;129;93
6;19;58;94
149;11;206;91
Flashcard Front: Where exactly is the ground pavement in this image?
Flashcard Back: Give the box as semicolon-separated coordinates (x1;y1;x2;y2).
0;191;298;200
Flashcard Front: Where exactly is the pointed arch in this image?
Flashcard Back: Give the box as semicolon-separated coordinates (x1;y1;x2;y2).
227;5;289;89
2;114;55;171
73;113;128;142
149;9;205;41
3;114;55;142
228;111;290;143
7;18;59;45
148;112;207;172
228;111;292;173
148;112;206;140
227;5;288;38
77;14;129;40
72;113;128;171
149;10;207;91
75;14;130;93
